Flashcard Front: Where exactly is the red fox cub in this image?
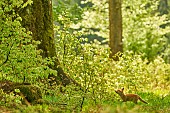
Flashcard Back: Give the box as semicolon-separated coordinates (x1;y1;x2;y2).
115;88;148;104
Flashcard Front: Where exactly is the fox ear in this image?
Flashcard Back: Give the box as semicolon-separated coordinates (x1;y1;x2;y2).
122;88;124;91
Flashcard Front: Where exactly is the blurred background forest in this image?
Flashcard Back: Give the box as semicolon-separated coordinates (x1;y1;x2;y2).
53;0;170;62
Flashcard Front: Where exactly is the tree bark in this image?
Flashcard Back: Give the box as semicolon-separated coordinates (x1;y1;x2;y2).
109;0;123;60
19;0;79;86
158;0;168;15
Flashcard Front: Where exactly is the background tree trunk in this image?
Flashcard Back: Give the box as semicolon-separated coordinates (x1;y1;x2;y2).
19;0;79;86
109;0;123;60
158;0;168;15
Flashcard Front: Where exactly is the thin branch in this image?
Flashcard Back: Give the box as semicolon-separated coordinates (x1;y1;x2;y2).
0;43;13;67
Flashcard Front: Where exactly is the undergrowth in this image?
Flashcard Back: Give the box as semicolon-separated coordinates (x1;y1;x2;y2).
0;0;170;113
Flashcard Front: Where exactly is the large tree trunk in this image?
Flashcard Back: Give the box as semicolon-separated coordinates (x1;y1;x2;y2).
19;0;79;86
109;0;123;60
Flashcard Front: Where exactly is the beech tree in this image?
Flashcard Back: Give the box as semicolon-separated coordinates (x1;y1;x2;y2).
19;0;79;86
109;0;123;60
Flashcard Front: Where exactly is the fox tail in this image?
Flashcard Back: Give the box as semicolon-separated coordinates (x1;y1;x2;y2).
139;97;148;104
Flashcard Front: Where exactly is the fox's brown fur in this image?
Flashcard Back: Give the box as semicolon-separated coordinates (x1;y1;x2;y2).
115;88;148;104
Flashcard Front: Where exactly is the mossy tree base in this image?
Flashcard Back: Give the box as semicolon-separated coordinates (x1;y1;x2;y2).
0;80;42;105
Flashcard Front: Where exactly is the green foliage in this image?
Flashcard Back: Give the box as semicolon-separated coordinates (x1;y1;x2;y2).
52;0;170;112
0;89;22;107
75;0;170;62
123;0;170;61
53;0;83;25
0;0;52;83
0;0;170;112
14;104;51;113
72;0;109;40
